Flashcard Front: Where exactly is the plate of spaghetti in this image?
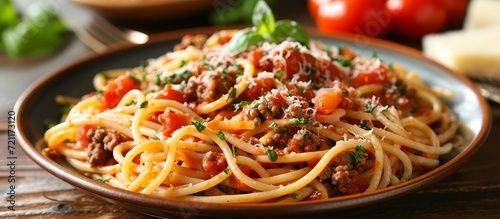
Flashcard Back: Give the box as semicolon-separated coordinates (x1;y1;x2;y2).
15;2;490;218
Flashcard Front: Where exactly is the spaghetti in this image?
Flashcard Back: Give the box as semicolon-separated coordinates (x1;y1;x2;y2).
43;30;463;203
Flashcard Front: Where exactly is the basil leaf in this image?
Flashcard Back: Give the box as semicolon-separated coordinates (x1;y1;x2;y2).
252;0;275;35
2;21;61;58
227;27;264;55
273;20;310;46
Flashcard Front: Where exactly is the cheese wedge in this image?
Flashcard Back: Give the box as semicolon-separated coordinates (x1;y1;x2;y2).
422;27;500;82
464;0;500;30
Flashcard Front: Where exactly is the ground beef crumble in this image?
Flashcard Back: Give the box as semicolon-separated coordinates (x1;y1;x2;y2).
86;128;128;167
317;151;370;196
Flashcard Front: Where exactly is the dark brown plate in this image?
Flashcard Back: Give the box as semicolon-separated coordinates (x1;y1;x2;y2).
15;27;491;219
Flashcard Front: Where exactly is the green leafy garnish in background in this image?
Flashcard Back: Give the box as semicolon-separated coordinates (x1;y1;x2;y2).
210;0;276;26
1;1;70;58
226;0;310;55
0;0;19;50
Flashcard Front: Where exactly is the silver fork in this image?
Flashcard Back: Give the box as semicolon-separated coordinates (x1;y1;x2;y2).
74;15;149;53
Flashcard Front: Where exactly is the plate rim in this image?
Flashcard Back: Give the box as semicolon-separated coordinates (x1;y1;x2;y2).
14;26;492;217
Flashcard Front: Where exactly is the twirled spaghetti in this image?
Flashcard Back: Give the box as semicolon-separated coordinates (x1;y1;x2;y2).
43;30;463;203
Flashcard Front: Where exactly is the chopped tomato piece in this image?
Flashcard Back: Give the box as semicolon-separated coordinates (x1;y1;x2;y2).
99;75;140;109
314;92;342;115
76;125;95;148
243;77;275;101
344;171;369;195
247;48;272;72
317;59;343;81
273;47;316;80
226;165;255;192
202;151;227;177
350;61;391;87
158;110;191;137
155;84;188;103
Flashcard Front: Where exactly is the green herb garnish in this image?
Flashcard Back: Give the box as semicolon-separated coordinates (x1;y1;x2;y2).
266;149;278;162
94;178;111;183
217;130;225;141
227;87;237;101
334;57;352;68
270;121;279;131
289;117;311;126
365;103;375;113
349;145;366;166
192;119;206;132
358;123;372;130
43;119;57;129
226;0;309;55
232;145;238;156
139;101;148;109
234;100;253;110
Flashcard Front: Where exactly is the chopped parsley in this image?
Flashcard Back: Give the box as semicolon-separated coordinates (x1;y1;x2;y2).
126;99;137;106
227;87;237;101
236;69;244;77
338;45;345;55
222;69;229;79
326;49;332;57
96;90;103;98
192;119;206;132
334;57;352;68
139;101;148;109
341;89;349;96
180;59;187;67
128;74;140;85
234;100;253;110
291;193;299;199
43;119;57;129
365;103;375;113
294;84;306;95
232;145;237;156
155;72;162;86
349;145;366;166
224;168;230;175
216;130;225;140
139;60;148;72
270;121;279;131
99;71;110;80
358;123;372;130
254;117;262;125
179;81;187;91
274;70;285;83
58;104;70;115
266;149;278;162
303;131;311;139
289;117;311;126
94;178;111;183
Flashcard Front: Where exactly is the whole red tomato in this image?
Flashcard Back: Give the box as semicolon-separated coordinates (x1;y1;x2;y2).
438;0;469;25
386;0;447;40
308;0;330;20
310;0;391;38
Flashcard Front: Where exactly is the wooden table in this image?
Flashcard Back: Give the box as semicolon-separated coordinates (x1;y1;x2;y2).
1;1;500;218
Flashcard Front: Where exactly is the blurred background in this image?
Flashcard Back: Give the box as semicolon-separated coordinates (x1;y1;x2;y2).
0;0;477;117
